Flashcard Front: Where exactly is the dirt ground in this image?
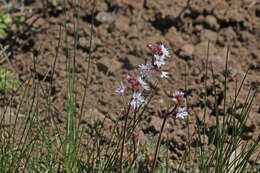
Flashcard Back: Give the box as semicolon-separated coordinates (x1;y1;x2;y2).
0;0;260;171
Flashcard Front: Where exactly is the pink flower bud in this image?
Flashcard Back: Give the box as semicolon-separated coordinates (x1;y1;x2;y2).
172;91;186;104
147;43;163;56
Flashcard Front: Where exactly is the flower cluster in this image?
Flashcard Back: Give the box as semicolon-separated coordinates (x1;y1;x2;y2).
115;43;188;118
116;76;147;109
131;92;145;109
126;76;149;91
116;43;189;173
171;91;188;118
138;43;170;79
116;43;171;109
146;42;171;78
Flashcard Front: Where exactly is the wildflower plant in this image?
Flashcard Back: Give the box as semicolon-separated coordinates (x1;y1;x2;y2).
115;43;188;172
1;0;258;171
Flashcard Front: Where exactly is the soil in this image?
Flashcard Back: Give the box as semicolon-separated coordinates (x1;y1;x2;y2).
0;0;260;171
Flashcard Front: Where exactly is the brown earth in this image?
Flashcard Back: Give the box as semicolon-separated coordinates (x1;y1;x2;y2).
0;0;260;171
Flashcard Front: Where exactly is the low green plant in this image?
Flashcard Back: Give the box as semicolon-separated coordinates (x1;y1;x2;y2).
0;12;25;38
52;0;58;6
0;13;12;38
0;69;20;94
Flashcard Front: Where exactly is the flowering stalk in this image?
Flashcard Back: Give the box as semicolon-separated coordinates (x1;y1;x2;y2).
151;91;188;172
150;105;177;173
132;110;138;161
120;102;132;173
41;0;49;17
116;43;179;172
127;130;139;173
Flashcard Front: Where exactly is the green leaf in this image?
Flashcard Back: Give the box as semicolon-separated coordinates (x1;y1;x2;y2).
0;29;6;38
0;23;7;29
18;16;25;23
53;0;57;6
0;69;20;94
3;13;12;24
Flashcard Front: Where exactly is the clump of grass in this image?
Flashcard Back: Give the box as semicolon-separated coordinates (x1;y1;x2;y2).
193;46;260;173
176;43;260;173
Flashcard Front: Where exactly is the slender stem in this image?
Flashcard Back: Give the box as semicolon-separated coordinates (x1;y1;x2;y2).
131;110;138;169
41;0;49;17
132;110;137;154
133;136;136;163
151;105;177;173
127;129;138;173
150;112;168;173
127;151;137;173
120;103;132;173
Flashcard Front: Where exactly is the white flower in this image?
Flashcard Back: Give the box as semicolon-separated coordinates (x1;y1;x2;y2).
137;77;149;90
131;92;145;109
138;63;153;77
115;82;127;95
154;54;165;68
176;107;188;119
161;71;168;78
160;44;170;57
173;91;184;97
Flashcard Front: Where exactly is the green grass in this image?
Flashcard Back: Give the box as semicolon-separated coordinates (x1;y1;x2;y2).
0;1;259;173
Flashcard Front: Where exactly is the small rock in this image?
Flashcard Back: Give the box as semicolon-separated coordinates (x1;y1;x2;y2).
165;27;185;49
179;44;194;57
205;15;219;30
66;23;74;35
97;57;122;74
209;55;226;71
201;29;218;42
95;11;113;23
194;41;217;57
79;37;88;47
85;109;104;123
194;24;203;32
240;30;251;42
95;2;108;11
226;27;237;40
114;16;129;32
196;15;204;23
125;0;144;10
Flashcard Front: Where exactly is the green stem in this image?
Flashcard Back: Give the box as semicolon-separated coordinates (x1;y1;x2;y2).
120;103;132;173
151;105;177;173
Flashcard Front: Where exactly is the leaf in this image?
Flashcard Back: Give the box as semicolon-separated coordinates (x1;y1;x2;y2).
18;16;25;23
0;69;20;94
0;29;6;38
3;13;12;24
53;0;57;6
0;23;7;29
